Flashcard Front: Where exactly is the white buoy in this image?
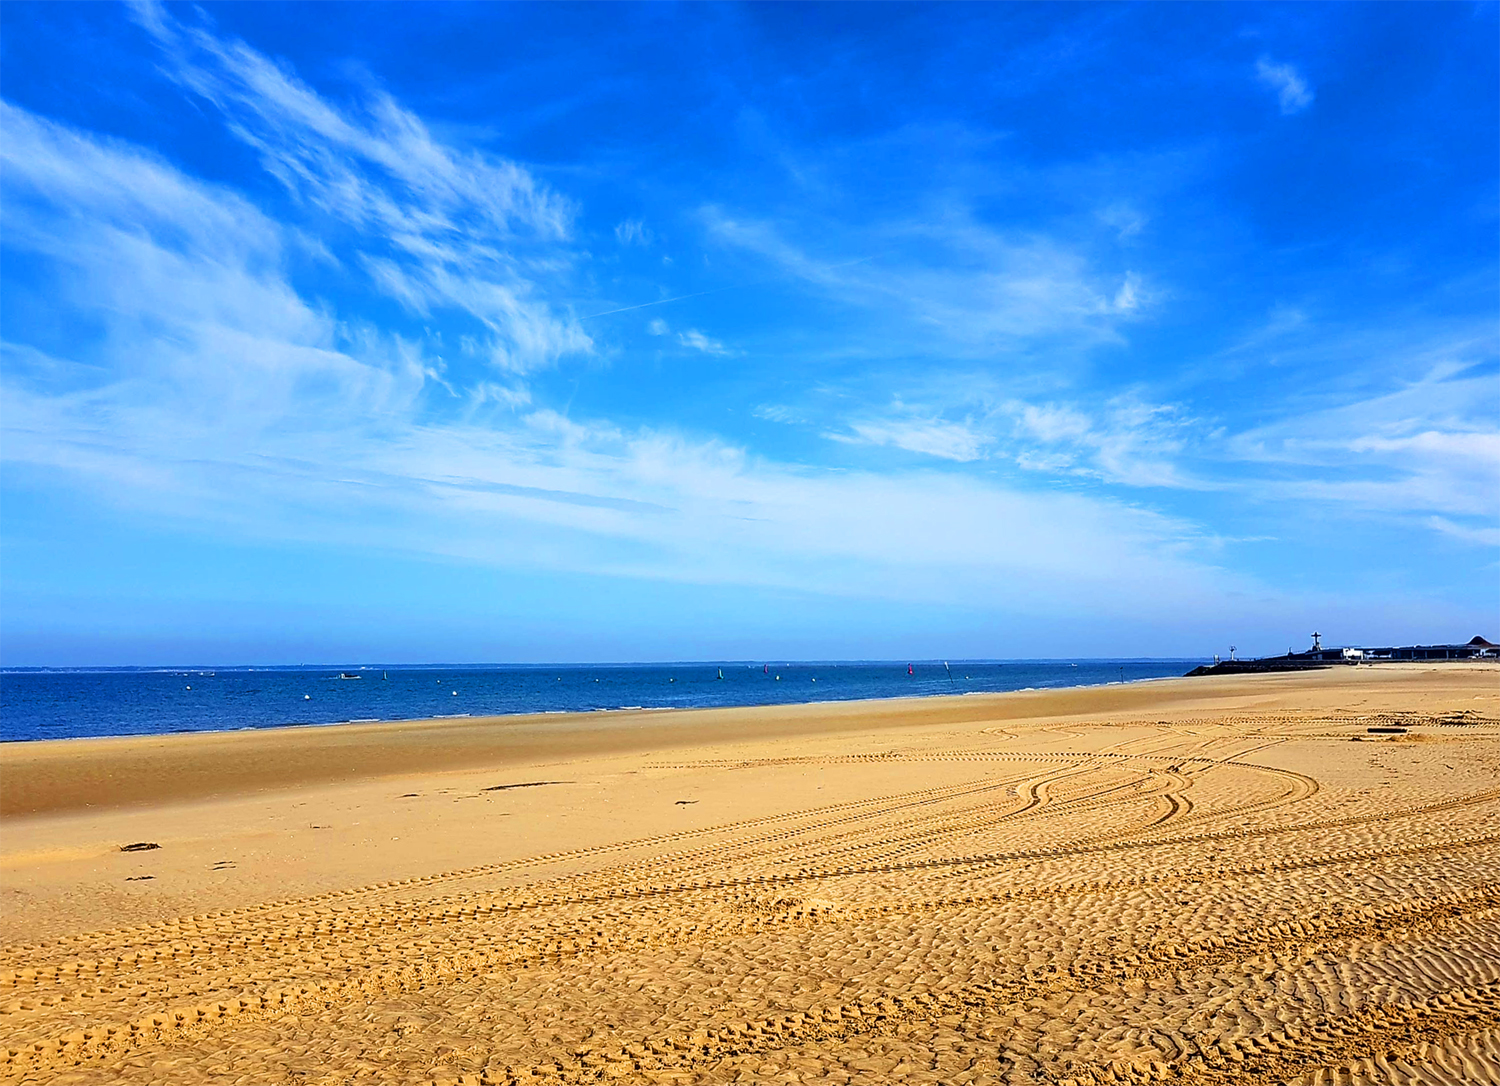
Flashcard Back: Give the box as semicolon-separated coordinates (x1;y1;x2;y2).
185;686;191;690
452;690;458;696
304;694;311;700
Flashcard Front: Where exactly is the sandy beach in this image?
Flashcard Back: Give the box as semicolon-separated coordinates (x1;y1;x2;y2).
2;663;1498;1085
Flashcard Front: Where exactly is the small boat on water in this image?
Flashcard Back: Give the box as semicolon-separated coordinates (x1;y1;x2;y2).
339;673;362;680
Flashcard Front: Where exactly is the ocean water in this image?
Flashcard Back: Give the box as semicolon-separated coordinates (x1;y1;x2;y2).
0;660;1204;742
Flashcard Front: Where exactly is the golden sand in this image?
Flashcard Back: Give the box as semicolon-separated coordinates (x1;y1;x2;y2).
2;663;1498;1085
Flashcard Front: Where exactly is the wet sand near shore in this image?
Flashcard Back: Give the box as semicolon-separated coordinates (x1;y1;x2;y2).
2;663;1498;1085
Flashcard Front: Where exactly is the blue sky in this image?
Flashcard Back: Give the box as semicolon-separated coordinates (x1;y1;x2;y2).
1;1;1495;665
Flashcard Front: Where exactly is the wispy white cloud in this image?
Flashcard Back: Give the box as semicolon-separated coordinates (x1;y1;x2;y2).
347;413;1240;615
677;328;731;355
1228;363;1500;525
133;1;569;238
615;218;651;246
127;0;589;377
1256;56;1314;115
832;413;990;463
643;318;732;354
828;354;1499;533
752;404;804;425
703;206;1152;355
1023;395;1204;490
824;388;1206;487
0;102;421;415
1112;272;1143;313
1427;517;1500;548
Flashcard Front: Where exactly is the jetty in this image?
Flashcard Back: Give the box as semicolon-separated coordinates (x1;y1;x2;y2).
1187;634;1496;676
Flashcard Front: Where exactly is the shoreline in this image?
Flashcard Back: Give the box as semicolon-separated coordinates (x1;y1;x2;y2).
0;680;1189;818
0;658;1203;745
3;661;1494;819
0;667;1185;746
0;656;1475;748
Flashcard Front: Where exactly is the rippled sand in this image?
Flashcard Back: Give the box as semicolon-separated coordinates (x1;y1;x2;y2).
3;664;1498;1085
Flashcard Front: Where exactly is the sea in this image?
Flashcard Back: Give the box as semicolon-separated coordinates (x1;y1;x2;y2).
0;660;1206;743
